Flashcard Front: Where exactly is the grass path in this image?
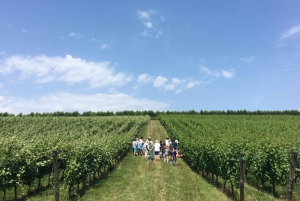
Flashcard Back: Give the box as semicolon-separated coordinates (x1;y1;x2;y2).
79;120;229;201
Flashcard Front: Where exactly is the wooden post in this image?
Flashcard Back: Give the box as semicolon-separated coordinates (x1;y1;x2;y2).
287;150;298;201
52;149;59;201
240;152;245;201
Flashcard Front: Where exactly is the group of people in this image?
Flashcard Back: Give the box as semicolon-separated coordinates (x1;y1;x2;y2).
132;136;179;166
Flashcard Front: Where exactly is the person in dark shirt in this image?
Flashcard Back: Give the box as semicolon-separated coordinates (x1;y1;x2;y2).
172;139;178;150
161;142;166;162
171;139;178;166
168;142;175;165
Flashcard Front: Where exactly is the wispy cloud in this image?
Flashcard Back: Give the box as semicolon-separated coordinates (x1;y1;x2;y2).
239;56;257;63
201;66;220;78
0;55;132;88
21;29;27;33
280;24;300;41
137;9;163;38
69;32;82;38
101;44;110;49
0;52;6;56
186;81;201;89
137;10;155;19
0;92;169;114
0;83;3;88
200;65;234;80
152;76;200;93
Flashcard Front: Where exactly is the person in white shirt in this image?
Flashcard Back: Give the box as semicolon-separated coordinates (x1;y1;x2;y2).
132;139;137;157
165;136;170;146
154;140;161;161
143;140;149;159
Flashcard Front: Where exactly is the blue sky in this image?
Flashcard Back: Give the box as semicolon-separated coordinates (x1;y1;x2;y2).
0;1;300;114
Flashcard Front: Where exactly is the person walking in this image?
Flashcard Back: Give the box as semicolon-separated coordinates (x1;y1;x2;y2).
165;144;169;163
148;141;154;161
137;139;143;155
165;136;170;146
154;140;161;162
132;138;137;157
171;139;178;166
161;142;167;162
175;140;179;158
143;139;148;158
168;142;174;163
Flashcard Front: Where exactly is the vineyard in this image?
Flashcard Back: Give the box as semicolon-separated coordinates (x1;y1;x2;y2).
158;114;300;199
0;114;299;200
0;116;150;200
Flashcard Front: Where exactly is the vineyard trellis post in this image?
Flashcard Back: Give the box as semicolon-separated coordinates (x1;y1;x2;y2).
240;152;245;201
52;149;59;201
287;150;297;201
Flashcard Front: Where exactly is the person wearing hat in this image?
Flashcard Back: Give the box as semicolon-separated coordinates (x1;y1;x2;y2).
154;139;161;161
165;136;170;146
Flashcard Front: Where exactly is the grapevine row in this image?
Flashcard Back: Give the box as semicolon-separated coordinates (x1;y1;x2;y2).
0;116;150;200
158;114;300;195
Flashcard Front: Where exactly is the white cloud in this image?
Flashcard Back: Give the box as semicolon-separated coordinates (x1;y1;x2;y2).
0;83;3;88
221;69;235;79
144;22;153;28
69;32;82;38
0;54;132;88
200;65;234;80
186;81;201;89
101;44;110;49
138;74;153;83
153;76;168;87
0;92;169;114
152;76;199;93
280;24;300;41
240;56;257;63
21;29;27;33
0;52;6;56
137;10;155;19
164;78;181;90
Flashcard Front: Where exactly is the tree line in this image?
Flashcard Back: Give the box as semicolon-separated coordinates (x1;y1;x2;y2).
0;109;299;118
